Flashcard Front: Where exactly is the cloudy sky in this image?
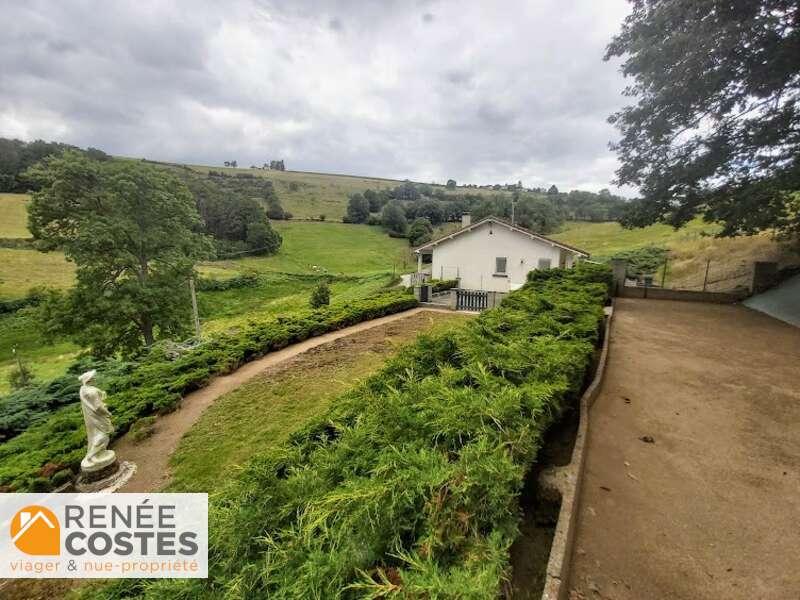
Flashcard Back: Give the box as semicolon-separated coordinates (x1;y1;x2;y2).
0;0;634;193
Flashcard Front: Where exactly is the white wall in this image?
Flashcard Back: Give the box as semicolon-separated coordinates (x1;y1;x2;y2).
430;222;564;291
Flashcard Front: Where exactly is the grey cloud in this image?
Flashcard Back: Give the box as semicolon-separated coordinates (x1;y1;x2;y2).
0;0;634;194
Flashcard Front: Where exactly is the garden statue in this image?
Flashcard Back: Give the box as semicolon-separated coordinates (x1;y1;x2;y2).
78;370;117;473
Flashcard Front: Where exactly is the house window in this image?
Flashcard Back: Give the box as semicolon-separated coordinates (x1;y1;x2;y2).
495;257;507;275
538;258;552;270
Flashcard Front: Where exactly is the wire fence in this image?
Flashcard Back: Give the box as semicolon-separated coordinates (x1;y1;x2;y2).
627;257;754;294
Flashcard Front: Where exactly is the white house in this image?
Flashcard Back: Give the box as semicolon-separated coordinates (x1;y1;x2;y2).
414;215;589;292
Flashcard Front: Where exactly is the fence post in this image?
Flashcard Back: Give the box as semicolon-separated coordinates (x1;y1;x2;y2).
611;259;627;297
702;259;711;291
661;256;669;288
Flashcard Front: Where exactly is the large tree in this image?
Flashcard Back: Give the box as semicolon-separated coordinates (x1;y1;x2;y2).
27;153;211;355
608;0;800;238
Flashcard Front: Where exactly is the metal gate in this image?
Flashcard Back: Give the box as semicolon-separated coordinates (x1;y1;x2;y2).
456;289;488;311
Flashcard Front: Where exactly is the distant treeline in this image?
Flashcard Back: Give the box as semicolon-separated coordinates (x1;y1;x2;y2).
342;181;628;245
0;137;110;192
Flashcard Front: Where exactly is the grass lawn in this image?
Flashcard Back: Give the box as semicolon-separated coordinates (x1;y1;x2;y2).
205;221;414;276
167;311;469;492
0;221;413;391
0;221;412;301
0;310;80;395
0;248;75;299
0;194;30;238
197;272;396;334
551;218;721;258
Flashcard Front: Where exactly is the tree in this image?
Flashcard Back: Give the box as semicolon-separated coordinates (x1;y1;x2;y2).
607;0;800;238
381;200;408;234
345;193;370;223
245;221;282;254
363;188;386;212
394;180;420;201
408;217;434;246
547;185;559;195
446;179;457;189
266;196;286;220
407;199;444;225
309;282;331;308
27;152;211;355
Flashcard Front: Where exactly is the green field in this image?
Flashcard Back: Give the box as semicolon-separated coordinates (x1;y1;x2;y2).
0;220;414;392
551;218;720;258
207;221;414;276
0;248;75;299
0;194;30;238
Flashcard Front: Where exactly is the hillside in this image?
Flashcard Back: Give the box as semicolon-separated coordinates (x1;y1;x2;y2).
148;160;509;221
553;219;799;290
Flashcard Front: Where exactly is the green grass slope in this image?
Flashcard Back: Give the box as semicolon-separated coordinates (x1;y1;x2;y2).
0;194;30;238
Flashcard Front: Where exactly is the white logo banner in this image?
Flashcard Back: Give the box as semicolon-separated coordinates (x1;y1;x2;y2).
0;493;208;578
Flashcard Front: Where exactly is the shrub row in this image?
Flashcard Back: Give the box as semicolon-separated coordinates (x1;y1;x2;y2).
0;290;419;491
0;358;134;443
0;291;43;315
0;237;35;249
430;278;459;293
100;263;610;599
195;273;260;292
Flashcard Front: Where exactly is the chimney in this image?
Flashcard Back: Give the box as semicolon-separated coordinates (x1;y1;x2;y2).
461;213;471;228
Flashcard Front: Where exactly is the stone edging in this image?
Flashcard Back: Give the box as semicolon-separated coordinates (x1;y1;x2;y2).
539;301;615;600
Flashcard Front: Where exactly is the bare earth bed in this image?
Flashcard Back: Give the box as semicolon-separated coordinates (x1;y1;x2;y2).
569;299;800;600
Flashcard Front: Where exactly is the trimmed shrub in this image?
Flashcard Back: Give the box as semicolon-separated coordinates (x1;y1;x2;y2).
195;273;259;292
430;278;459;293
309;282;331;308
95;264;609;599
0;290;418;491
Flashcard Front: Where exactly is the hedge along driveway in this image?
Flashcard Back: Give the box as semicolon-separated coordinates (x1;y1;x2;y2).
0;290;418;492
92;264;611;600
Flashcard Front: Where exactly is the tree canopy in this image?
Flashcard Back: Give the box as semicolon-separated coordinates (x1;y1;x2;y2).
27;153;211;355
182;176;282;256
345;193;371;223
608;0;800;239
381;200;408;234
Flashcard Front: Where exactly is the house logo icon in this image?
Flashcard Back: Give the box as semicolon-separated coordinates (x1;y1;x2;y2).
10;505;60;556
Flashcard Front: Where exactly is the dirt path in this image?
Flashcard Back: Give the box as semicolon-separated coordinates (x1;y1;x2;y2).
114;307;454;492
568;299;800;599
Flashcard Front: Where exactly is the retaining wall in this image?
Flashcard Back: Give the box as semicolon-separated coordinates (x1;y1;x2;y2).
539;303;614;600
618;286;748;303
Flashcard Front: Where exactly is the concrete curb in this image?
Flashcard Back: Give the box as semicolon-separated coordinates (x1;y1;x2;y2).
539;302;615;600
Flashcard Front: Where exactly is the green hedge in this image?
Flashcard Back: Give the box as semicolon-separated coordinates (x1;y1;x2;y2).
194;273;260;291
98;263;609;599
430;278;459;293
0;290;418;491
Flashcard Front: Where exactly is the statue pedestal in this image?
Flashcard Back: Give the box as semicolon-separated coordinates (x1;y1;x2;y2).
75;460;136;493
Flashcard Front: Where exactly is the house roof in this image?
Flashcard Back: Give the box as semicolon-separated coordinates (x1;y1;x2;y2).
413;216;590;257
